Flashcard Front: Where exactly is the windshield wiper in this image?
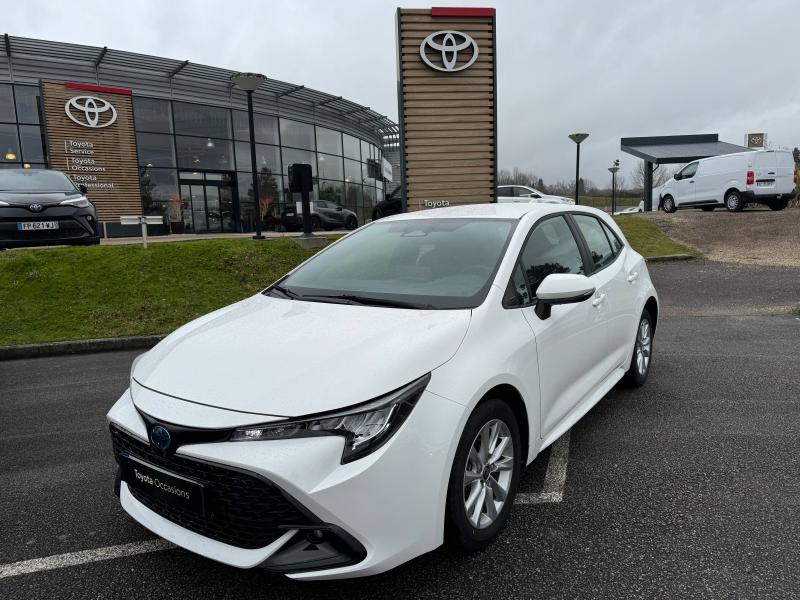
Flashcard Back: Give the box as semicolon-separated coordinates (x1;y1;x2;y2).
265;284;298;299
301;293;433;310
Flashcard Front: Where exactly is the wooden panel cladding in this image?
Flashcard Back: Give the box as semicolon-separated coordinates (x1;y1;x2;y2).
40;80;141;222
397;7;496;211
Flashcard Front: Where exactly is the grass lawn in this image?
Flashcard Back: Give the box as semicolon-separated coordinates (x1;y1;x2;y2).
0;239;334;346
613;215;701;259
0;219;698;346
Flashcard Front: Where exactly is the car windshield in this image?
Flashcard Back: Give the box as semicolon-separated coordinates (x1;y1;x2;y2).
0;170;77;192
272;218;517;309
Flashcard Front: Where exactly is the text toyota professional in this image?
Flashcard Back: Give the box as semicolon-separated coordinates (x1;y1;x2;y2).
108;204;659;580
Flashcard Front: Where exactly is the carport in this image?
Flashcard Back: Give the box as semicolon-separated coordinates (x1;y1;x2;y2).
620;134;750;211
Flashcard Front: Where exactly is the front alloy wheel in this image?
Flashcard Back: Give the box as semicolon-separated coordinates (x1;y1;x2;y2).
662;196;676;213
463;419;514;529
447;399;520;550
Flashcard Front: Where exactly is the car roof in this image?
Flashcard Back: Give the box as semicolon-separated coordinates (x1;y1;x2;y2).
381;202;583;221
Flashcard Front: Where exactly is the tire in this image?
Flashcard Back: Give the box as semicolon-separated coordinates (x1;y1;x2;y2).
446;399;521;551
701;206;715;212
662;196;676;213
725;190;744;212
311;216;321;231
768;199;788;211
345;216;358;230
625;309;654;387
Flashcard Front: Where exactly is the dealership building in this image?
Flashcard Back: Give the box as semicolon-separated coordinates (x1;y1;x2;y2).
0;35;399;235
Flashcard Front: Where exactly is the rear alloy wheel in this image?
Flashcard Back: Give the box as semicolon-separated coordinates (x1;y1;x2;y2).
725;190;744;212
701;206;715;212
345;216;358;230
768;199;788;211
662;196;676;213
625;309;654;387
446;399;520;550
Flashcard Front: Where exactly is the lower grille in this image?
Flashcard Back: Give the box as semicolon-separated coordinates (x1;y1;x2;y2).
110;425;316;549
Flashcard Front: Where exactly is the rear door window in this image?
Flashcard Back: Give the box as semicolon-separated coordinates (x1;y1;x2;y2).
572;214;615;270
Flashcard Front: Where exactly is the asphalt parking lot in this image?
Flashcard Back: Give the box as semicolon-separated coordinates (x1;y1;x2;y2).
2;259;799;599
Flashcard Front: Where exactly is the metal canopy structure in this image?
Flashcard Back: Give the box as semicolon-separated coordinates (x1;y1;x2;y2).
0;34;400;148
620;134;751;211
621;134;750;165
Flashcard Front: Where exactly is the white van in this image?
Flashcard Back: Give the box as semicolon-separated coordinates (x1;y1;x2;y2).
659;150;796;213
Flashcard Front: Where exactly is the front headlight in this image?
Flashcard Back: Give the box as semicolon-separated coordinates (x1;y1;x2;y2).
60;196;91;208
0;200;9;207
230;373;430;463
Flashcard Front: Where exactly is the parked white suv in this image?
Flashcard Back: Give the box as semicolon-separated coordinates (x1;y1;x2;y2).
496;185;574;205
659;150;796;213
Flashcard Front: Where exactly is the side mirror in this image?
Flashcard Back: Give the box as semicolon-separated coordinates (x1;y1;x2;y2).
79;184;88;194
534;274;596;320
673;173;681;181
336;206;343;211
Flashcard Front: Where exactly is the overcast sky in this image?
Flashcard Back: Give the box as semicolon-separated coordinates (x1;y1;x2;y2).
6;0;799;187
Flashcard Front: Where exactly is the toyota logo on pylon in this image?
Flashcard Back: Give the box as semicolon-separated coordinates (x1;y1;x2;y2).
419;30;479;72
64;95;118;128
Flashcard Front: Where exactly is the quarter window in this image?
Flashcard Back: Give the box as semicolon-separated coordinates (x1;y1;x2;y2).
518;216;585;297
600;220;624;256
503;263;530;308
573;214;615;270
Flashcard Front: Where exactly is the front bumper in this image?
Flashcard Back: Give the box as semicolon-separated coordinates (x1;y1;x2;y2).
107;386;466;579
0;205;99;247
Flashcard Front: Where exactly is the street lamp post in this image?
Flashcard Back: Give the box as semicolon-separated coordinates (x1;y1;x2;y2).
568;133;589;205
231;72;267;240
608;160;620;215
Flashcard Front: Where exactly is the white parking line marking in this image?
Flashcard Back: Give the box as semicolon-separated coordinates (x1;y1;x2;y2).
0;539;174;579
515;430;571;504
1;433;572;578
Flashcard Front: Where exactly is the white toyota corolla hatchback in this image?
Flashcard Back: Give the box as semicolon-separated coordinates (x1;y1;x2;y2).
108;203;658;580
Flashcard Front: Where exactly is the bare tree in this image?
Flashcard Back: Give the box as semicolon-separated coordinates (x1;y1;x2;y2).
497;168;543;188
630;161;674;190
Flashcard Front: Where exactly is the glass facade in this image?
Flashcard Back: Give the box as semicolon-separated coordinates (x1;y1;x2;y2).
133;96;385;232
0;82;385;230
0;84;47;169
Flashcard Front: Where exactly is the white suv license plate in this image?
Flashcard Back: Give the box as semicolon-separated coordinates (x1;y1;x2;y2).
756;181;773;187
18;221;59;231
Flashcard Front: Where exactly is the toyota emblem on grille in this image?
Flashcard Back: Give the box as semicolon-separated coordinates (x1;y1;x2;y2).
150;425;172;451
64;95;118;129
29;203;44;212
419;30;479;72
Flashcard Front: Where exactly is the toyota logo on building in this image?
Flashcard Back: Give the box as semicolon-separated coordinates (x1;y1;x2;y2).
419;30;479;72
64;95;118;129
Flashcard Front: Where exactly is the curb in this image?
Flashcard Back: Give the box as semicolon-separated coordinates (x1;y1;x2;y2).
0;335;166;361
645;254;697;263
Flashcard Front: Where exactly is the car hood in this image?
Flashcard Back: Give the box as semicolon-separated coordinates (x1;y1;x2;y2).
132;294;471;418
0;191;81;206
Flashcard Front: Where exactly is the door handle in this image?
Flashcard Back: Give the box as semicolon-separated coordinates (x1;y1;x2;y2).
689;180;694;183
627;271;639;283
591;293;606;307
767;171;775;175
